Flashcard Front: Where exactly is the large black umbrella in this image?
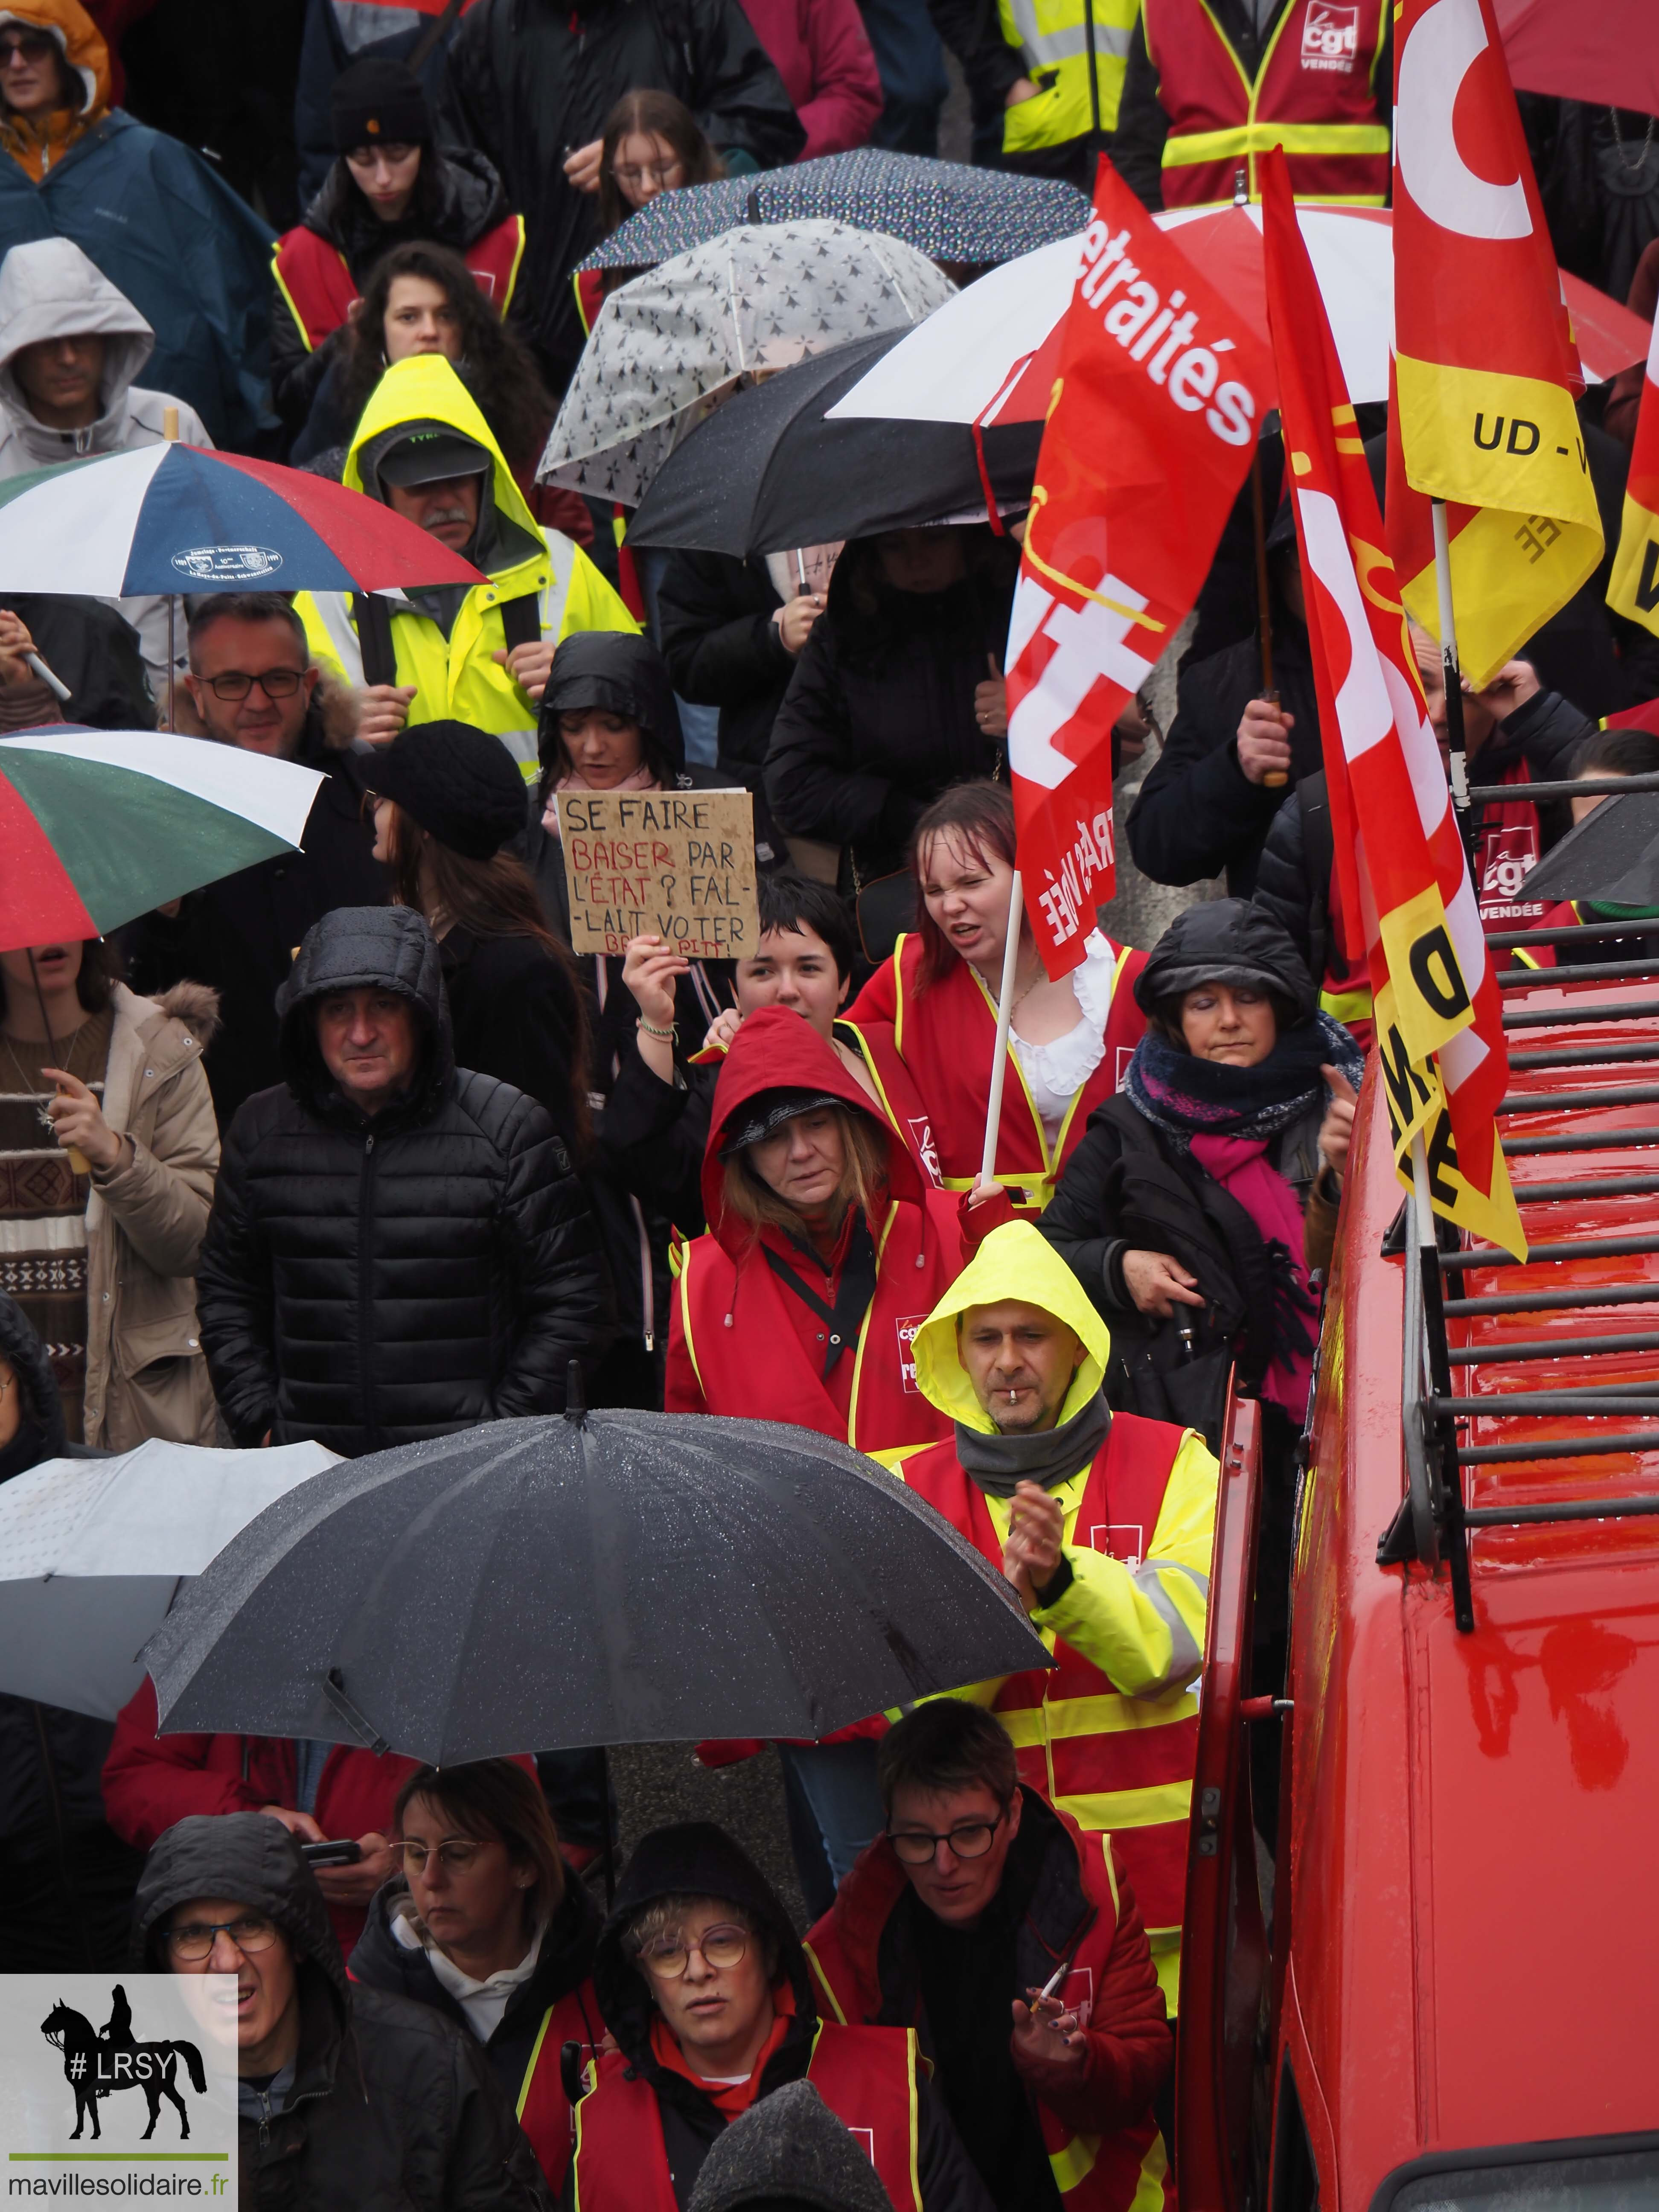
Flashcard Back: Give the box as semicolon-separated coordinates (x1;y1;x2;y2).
1516;789;1659;907
627;328;1042;558
140;1408;1049;1765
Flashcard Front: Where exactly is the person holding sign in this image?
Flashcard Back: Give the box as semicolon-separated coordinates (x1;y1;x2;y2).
848;782;1147;1218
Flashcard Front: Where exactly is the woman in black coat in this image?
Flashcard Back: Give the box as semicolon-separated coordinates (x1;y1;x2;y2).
763;527;1019;893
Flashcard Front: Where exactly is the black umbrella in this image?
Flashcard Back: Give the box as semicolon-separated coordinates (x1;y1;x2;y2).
627;328;1042;558
1516;790;1659;908
140;1407;1050;1766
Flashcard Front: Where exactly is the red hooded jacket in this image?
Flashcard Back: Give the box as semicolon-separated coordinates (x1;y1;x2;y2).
664;1006;963;1461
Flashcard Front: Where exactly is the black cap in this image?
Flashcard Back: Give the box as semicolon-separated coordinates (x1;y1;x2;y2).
331;56;431;154
359;720;528;859
718;1087;843;1158
374;426;491;490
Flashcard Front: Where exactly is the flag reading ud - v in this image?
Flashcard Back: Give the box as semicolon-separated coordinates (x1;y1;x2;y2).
1261;147;1525;1258
1608;311;1659;640
1001;158;1273;978
1387;0;1601;692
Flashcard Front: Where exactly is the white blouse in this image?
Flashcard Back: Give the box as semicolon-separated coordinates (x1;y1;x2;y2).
1010;929;1120;1143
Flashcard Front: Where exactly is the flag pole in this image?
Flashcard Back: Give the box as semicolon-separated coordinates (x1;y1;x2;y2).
163;403;180;733
979;869;1025;1193
1430;499;1477;870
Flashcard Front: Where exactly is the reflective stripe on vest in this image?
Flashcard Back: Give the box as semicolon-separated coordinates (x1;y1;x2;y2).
570;2023;923;2212
1318;981;1373;1027
514;1988;604;2193
1145;0;1388;207
273;211;527;352
996;0;1136;149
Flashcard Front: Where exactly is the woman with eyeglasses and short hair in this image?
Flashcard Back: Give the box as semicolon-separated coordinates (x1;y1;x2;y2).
349;1758;602;2195
568;1819;995;2212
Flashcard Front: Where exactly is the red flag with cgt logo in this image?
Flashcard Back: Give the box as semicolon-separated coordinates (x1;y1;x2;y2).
999;158;1272;976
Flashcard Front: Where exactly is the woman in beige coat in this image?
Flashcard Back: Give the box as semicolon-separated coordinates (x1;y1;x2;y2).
0;937;219;1449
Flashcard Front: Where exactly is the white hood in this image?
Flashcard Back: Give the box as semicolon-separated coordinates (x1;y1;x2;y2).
0;237;154;455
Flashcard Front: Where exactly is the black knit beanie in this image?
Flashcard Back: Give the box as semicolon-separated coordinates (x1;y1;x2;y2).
331;56;431;154
359;721;528;859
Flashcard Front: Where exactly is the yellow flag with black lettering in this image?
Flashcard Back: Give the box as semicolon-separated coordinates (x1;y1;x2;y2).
1387;0;1602;688
1609;313;1659;638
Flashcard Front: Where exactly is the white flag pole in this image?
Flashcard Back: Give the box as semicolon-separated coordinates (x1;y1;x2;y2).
979;868;1025;1191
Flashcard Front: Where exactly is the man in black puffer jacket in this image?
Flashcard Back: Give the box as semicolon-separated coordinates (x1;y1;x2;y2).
135;1812;551;2212
195;905;599;1455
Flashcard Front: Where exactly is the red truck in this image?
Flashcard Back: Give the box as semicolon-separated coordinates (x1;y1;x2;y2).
1179;920;1659;2210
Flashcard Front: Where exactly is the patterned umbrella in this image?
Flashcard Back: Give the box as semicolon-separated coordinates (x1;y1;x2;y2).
0;443;484;595
577;149;1091;275
540;218;955;506
0;729;324;952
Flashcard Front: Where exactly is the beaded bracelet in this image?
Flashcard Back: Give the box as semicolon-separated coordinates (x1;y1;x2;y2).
637;1015;678;1042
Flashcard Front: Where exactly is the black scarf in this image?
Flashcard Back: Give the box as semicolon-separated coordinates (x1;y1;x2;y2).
955;1388;1112;1496
1125;1009;1363;1150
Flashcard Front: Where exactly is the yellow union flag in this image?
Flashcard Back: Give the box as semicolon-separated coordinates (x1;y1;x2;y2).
1608;312;1659;639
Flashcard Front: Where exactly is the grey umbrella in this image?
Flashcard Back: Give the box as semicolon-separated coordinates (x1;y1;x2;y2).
140;1407;1050;1766
1517;789;1659;909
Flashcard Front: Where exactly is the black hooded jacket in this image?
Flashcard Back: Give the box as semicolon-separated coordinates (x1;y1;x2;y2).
349;1872;603;2116
121;708;390;1133
584;1822;993;2212
194;905;600;1453
438;0;804;388
134;1814;552;2212
271;146;515;429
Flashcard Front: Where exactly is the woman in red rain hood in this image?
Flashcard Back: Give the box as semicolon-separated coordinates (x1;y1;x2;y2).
664;1004;964;1467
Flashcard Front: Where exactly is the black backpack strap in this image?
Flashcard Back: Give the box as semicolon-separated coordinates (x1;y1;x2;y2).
499;591;542;654
1296;770;1333;989
351;591;398;689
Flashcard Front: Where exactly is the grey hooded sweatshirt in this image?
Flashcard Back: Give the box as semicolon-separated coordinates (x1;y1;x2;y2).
0;237;211;693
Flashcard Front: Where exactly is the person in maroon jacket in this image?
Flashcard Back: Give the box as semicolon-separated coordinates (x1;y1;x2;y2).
102;1679;420;1958
804;1700;1173;2212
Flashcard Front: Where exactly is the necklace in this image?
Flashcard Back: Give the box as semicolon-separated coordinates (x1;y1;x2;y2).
1610;107;1657;176
0;1030;58;1135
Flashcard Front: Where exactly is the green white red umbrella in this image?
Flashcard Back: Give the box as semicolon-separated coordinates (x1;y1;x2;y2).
0;729;324;952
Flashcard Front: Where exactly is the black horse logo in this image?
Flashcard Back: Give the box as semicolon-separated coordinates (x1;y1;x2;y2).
41;1989;206;2142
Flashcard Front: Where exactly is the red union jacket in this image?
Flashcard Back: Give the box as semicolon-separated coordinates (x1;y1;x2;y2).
804;1794;1173;2211
665;1006;965;1464
847;933;1147;1215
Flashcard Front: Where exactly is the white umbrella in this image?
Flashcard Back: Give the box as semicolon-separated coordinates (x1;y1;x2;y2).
827;203;1646;429
539;217;956;506
0;1438;338;1718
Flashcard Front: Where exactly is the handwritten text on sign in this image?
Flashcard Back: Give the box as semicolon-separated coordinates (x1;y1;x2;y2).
556;788;759;960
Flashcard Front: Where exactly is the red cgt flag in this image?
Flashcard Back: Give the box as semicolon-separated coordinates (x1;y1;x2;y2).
1002;158;1272;977
1260;146;1524;1257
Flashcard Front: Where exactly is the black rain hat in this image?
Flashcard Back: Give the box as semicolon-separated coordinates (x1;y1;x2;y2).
373;425;492;490
331;56;431;154
718;1086;843;1158
359;720;528;860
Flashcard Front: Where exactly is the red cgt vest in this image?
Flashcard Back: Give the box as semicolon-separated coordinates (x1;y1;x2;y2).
508;1984;607;2196
1474;760;1547;927
849;934;1147;1215
901;1416;1198;1939
568;2023;925;2212
1143;0;1390;208
272;211;527;352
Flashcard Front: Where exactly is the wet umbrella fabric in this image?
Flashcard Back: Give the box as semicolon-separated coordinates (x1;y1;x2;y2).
628;329;1042;557
141;1412;1051;1765
1518;790;1659;908
577;149;1091;276
538;219;955;508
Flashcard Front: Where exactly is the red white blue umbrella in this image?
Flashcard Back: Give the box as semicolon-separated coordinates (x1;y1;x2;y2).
0;443;484;595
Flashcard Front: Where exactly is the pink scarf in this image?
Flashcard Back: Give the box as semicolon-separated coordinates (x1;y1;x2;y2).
1189;1132;1313;1420
541;765;659;835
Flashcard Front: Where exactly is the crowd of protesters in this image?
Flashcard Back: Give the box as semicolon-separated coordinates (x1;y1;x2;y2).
0;2;1655;2209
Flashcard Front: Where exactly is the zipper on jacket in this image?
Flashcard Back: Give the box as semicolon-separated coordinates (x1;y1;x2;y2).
358;1133;377;1444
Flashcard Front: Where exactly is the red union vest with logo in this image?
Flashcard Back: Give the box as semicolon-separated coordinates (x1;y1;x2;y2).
669;1188;958;1460
568;2023;924;2212
899;1415;1197;1938
1143;0;1390;208
272;212;526;351
1474;760;1546;926
508;1985;606;2195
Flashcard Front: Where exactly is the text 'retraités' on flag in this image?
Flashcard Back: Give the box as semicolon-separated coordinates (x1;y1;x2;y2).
1385;0;1602;692
997;157;1272;977
1261;146;1525;1258
1608;310;1659;639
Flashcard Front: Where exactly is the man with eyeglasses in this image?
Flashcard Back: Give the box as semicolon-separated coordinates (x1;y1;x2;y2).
567;1819;993;2212
124;592;389;1128
135;1810;553;2212
804;1701;1173;2212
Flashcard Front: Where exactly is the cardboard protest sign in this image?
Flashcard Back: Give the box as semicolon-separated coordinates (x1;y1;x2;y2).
556;788;759;961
